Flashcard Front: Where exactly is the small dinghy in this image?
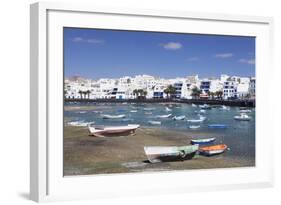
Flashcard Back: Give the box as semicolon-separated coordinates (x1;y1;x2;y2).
144;144;199;163
191;103;197;107
199;104;211;109
88;124;140;137
67;121;94;127
165;107;172;112
208;124;228;129
191;137;216;145
220;105;230;110
199;144;228;156
173;115;186;121
234;113;251;121
148;120;161;125
187;115;206;123
156;114;172;118
101;114;126;119
239;109;251;113
144;107;155;111
199;109;206;113
144;112;152;115
189;125;200;129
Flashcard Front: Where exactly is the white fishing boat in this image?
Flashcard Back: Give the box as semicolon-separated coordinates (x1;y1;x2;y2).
239;109;251;113
234;113;251;121
143;107;156;111
189;125;200;129
188;115;206;123
173;115;185;120
101;114;126;119
199;109;206;113
88;124;140;137
148;120;161;125
130;110;138;113
144;112;153;115
221;105;230;110
67;121;94;127
156;114;172;118
191;103;197;107
144;144;199;163
199;104;211;109
165;107;172;112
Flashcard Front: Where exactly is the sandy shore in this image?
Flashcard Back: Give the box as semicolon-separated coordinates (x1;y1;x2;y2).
64;126;254;176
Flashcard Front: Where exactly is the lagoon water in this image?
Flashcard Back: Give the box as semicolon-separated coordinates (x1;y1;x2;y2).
64;102;255;164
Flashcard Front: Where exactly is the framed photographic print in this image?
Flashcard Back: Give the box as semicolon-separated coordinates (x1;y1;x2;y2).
30;2;274;202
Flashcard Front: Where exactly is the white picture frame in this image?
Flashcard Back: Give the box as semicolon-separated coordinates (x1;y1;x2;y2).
30;2;274;202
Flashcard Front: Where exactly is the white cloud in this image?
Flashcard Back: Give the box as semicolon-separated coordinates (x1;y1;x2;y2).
161;42;182;50
72;37;104;44
239;58;255;65
187;57;199;61
72;37;83;42
215;53;234;58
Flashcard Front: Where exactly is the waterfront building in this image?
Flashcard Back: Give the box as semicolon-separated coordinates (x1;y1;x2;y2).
249;77;256;99
223;81;238;99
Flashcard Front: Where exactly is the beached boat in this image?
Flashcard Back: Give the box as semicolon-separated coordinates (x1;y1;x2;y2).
208;124;228;129
191;137;216;145
144;144;199;163
156;114;172;118
199;144;228;156
189;125;200;129
88;124;140;137
173;115;186;120
148;120;161;125
234;113;251;121
101;114;126;119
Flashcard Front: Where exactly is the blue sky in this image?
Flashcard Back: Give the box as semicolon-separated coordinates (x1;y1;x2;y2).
64;27;255;79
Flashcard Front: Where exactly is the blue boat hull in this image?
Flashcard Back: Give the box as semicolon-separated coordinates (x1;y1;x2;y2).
191;139;216;145
208;124;227;128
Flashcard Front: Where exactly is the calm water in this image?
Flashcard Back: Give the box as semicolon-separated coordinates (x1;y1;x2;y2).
64;102;255;163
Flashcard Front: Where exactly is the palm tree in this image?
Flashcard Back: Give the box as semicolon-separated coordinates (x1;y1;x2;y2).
215;90;223;99
78;90;83;99
86;90;91;99
191;87;201;99
133;89;139;99
164;85;176;99
209;92;215;99
143;90;148;99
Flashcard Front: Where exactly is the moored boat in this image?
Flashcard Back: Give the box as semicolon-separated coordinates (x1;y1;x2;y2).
88;124;140;137
143;107;155;111
173;115;185;120
199;144;228;156
208;124;228;128
156;114;172;118
165;107;172;112
191;103;197;107
191;137;216;145
101;114;126;119
189;125;200;129
199;104;211;109
144;144;199;163
239;109;251;113
234;113;251;121
148;120;161;125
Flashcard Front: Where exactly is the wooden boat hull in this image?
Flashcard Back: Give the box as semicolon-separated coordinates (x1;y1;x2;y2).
144;145;199;163
88;124;140;137
191;138;216;145
199;144;227;156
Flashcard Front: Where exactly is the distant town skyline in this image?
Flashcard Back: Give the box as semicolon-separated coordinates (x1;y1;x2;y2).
64;28;255;79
